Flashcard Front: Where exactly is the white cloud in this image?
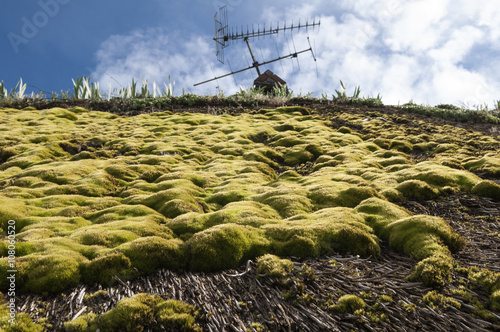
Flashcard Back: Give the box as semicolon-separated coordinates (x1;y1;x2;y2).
271;0;499;107
91;28;240;95
384;0;451;53
90;1;500;107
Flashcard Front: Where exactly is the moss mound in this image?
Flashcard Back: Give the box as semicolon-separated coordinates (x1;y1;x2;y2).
471;180;500;200
355;198;465;287
256;254;294;280
80;251;132;285
0;254;81;294
384;215;466;259
331;295;366;313
263;207;380;258
117;237;184;273
396;180;440;201
186;224;269;271
168;201;280;236
65;293;201;332
0;291;45;331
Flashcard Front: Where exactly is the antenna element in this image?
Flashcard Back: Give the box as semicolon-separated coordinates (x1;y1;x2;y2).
195;6;320;87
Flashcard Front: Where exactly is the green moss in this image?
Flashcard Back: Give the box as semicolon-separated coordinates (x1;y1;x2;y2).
433;143;459;154
264;210;380;258
160;199;204;218
207;188;251;207
117;236;184;273
0;197;29;231
68;106;90;114
154;299;201;331
336;186;383;208
70;228;139;247
257;192;313;218
279;234;319;257
378;156;411;167
256;254;294;280
463;156;500;177
380;188;404;202
98;293;164;331
284;149;314;166
491;289;500;311
413;142;437;152
259;146;285;163
70;151;97;161
100;219;172;239
64;313;98;332
396;180;439;200
304;143;325;158
74;170;120;197
468;269;500;293
385;215;465;259
186;224;269;271
409;253;454;288
331;295;366;313
168;201;280;236
105;164;140;181
337;126;352;134
390;139;413;152
423;290;461;310
0;293;45;331
154;178;202;193
413;163;479;191
312;159;342;171
0;254;81;294
17;228;55;241
471;180;500;200
243;150;279;169
316;222;379;256
14;160;97;185
86;204;158;221
2;104;498;301
373;138;391;149
0;241;37;257
125;187;204;218
80;251;132;285
272;135;307;148
45;108;79;121
274;106;311;115
355;199;463;288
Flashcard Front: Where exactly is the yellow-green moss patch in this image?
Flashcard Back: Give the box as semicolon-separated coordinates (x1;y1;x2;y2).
0;105;496;297
117;236;184;273
186;224;269;271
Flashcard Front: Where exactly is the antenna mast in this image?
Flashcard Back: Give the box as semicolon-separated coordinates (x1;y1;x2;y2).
195;6;320;87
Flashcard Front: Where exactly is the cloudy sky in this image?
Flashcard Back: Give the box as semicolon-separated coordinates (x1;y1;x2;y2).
1;0;498;107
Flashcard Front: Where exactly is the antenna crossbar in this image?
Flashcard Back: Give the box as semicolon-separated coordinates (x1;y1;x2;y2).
215;20;320;43
212;5;320;64
194;45;314;86
198;6;321;86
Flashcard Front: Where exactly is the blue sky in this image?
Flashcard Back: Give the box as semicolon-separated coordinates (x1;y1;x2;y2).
1;0;499;107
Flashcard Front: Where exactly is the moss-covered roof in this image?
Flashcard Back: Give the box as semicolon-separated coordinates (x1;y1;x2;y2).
0;104;499;330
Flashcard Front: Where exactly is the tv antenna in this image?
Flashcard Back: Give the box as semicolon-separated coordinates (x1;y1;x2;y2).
194;6;320;86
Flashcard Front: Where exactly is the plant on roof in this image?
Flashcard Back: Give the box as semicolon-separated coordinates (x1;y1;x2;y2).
332;80;383;107
0;78;27;101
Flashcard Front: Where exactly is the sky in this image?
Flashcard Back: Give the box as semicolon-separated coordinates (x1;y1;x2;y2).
1;0;499;107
